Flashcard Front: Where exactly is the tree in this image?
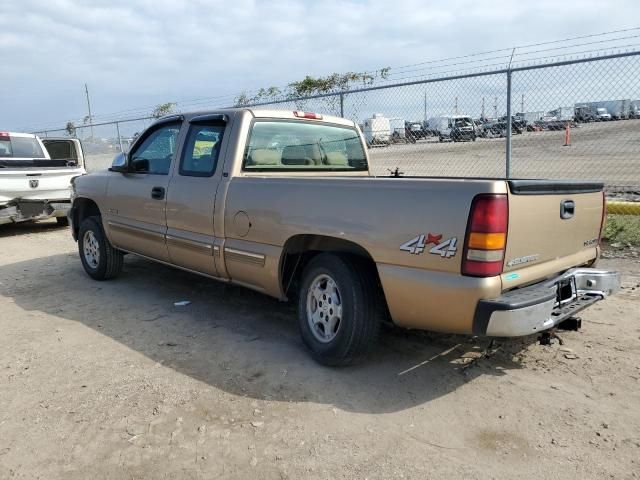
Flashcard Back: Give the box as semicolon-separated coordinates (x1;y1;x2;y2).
65;121;77;137
152;102;177;118
233;68;391;116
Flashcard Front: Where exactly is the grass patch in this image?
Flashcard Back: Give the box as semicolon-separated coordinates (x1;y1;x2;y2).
602;214;640;246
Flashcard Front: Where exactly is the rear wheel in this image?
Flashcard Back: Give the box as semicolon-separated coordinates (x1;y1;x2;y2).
78;216;123;280
297;253;381;366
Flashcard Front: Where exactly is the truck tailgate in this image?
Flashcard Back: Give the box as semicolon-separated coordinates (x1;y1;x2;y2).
503;180;603;278
0;167;83;203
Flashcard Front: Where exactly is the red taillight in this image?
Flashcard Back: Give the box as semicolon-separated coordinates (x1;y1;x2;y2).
462;194;508;277
293;111;323;120
0;132;9;137
468;195;509;232
599;191;606;245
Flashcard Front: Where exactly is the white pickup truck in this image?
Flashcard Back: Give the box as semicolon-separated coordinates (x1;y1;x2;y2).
0;132;85;226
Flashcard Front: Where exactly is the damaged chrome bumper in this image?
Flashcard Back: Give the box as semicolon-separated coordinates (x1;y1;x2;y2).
0;200;71;225
474;268;621;337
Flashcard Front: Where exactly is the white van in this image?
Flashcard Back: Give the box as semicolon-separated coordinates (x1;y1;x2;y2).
0;132;85;226
427;115;476;142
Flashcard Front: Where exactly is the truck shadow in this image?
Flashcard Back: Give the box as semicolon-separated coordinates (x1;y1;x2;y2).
0;219;65;238
1;252;534;414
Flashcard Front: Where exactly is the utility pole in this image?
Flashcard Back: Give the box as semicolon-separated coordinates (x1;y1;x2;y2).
481;97;485;119
85;83;94;139
423;91;427;123
454;96;458;115
493;96;498;119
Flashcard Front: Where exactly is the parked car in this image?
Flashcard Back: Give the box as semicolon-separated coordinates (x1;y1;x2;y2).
0;132;85;226
405;121;427;141
535;116;568;131
427;115;476;142
574;106;597;123
596;107;612;121
69;109;620;365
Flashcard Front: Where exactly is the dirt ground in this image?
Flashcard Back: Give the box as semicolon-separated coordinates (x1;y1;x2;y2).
1;221;639;480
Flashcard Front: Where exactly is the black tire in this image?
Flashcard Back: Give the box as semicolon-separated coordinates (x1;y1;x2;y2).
77;215;123;280
56;216;69;226
297;253;381;366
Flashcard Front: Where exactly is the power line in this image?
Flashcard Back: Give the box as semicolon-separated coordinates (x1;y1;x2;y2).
381;26;640;73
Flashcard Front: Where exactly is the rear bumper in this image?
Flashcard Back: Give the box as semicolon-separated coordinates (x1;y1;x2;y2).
0;200;71;225
473;268;620;337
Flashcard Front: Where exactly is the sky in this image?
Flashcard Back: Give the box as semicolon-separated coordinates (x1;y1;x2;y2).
1;0;639;132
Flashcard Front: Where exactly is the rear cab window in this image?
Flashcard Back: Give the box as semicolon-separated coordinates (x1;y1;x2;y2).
43;140;77;161
243;120;367;171
0;133;79;168
0;133;45;159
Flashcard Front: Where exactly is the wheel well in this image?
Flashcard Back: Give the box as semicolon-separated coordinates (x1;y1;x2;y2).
72;197;101;239
280;234;383;300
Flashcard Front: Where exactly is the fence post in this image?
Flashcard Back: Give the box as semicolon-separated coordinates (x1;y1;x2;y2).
115;122;124;152
505;70;512;178
339;92;345;118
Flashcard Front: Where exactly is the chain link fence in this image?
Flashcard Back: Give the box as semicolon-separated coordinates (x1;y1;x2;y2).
34;51;640;245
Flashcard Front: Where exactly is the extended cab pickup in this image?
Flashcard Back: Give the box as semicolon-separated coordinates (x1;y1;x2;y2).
68;109;620;365
0;132;85;226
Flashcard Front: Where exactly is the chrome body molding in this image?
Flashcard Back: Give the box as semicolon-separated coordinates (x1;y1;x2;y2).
166;234;213;256
224;247;266;267
107;220;164;240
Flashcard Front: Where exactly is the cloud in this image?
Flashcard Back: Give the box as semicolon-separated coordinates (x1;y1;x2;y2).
0;0;638;130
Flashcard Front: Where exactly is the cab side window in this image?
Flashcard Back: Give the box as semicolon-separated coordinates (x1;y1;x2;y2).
130;122;181;175
180;124;225;177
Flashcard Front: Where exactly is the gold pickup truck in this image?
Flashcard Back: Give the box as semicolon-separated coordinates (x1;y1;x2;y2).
68;109;620;365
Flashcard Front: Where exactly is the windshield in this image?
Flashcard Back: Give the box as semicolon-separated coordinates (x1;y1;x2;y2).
0;135;45;159
597;108;607;113
243;120;367;171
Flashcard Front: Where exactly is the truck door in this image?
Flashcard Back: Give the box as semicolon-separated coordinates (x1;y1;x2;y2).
164;114;229;277
104;119;183;262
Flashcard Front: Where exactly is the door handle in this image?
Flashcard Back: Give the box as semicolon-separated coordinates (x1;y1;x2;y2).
560;199;575;219
151;186;165;200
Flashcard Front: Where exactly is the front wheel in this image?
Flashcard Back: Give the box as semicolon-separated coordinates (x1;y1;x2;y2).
78;216;123;280
297;254;381;366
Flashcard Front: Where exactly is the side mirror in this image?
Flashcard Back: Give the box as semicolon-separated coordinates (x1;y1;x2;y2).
131;158;149;173
109;152;128;172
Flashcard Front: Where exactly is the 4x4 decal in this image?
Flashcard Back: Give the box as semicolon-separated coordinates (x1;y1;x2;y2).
400;233;457;258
